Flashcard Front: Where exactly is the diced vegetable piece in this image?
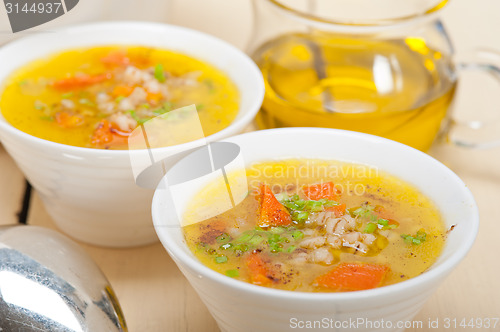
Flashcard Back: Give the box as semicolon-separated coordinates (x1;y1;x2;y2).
315;262;390;291
100;51;130;67
303;182;339;201
374;205;391;220
258;184;292;227
377;218;389;226
220;243;232;250
248;234;265;245
146;92;163;104
364;223;377;234
292;230;304;241
154;64;166;83
52;73;110;91
215;256;228;264
90;119;129;147
111;85;134;98
55;112;83;128
401;230;427;245
352;204;375;218
91;119;113;145
225;269;239;278
246;252;272;286
328;203;346;217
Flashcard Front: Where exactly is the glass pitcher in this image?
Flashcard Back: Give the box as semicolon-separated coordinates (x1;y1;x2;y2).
248;0;500;151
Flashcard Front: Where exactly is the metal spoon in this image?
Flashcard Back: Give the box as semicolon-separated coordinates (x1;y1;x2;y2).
0;225;127;331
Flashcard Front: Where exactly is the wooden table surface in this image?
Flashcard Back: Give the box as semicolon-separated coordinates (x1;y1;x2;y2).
1;1;500;331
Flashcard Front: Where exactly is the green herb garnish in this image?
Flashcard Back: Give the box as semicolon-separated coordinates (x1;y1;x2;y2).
215;256;228;264
225;269;239;277
154;64;166;83
78;98;95;107
292;230;304;241
215;233;231;243
401;230;427;245
364;223;377;234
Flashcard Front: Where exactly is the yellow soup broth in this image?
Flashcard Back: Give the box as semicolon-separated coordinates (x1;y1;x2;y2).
183;159;447;292
0;46;240;149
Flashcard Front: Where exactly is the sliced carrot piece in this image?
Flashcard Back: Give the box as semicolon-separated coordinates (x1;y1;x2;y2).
52;73;111;91
258;184;292;228
146;92;163;104
246;252;272;286
327;203;346;217
90;119;130;148
303;182;340;201
100;51;130;67
374;206;390;219
111;85;134;98
55;112;83;128
315;262;390;291
91;119;113;145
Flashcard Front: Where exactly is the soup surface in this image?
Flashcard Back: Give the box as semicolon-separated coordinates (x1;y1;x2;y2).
0;46;240;149
183;159;447;292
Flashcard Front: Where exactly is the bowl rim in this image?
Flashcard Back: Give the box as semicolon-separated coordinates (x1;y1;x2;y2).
0;21;264;157
152;127;479;302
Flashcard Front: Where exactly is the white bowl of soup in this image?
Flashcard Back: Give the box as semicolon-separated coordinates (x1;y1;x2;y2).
0;22;264;247
152;128;478;332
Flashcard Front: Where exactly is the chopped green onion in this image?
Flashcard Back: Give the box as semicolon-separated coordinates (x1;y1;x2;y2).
61;92;74;99
215;256;228;264
220;243;232;250
416;230;427;241
292;230;304;241
364;223;377;233
377;218;389;226
269;243;283;253
287;245;296;253
293;211;309;223
115;96;125;103
269;227;286;234
233;244;249;252
39;116;54;121
225;269;239;277
153;101;172;116
401;230;427;245
215;233;231;243
248;234;265;245
154;64;166;83
79;98;95;107
235;232;253;243
353;204;375;218
268;233;281;244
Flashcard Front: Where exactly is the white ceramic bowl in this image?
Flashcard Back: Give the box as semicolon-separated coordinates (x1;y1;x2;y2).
0;21;264;247
152;128;479;332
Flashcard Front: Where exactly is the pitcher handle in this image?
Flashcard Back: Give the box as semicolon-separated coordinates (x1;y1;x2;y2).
447;49;500;149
